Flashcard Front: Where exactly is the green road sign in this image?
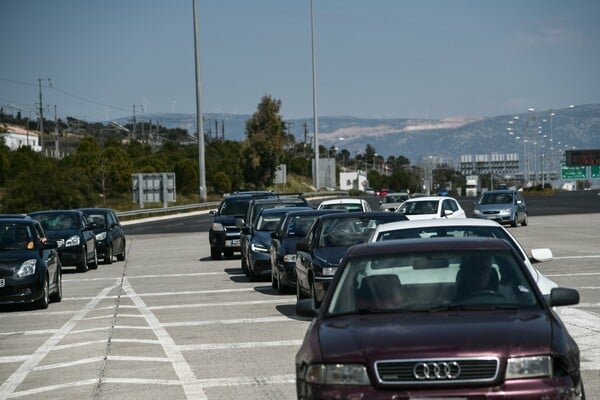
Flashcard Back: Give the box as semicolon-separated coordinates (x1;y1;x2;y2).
561;164;587;179
592;165;600;179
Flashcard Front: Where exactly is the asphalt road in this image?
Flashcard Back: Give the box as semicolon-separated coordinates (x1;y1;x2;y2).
0;195;598;399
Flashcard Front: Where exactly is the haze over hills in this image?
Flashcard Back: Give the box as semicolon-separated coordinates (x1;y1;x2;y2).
114;104;600;165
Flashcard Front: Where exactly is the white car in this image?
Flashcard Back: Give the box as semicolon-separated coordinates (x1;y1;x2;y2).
395;196;466;220
379;192;410;212
317;198;372;213
367;218;557;295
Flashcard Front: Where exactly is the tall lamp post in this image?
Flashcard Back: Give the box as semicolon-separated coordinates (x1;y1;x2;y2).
310;0;320;191
192;0;206;202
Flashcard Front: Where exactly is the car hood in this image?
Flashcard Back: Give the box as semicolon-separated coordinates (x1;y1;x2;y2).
475;204;513;212
314;246;350;266
213;215;241;224
316;311;552;362
44;229;80;240
251;230;274;247
0;251;37;266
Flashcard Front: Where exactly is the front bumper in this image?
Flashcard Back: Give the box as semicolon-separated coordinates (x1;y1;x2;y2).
0;275;45;305
472;212;515;224
249;252;272;276
312;276;333;303
210;231;241;252
58;245;85;267
276;261;297;287
297;374;584;400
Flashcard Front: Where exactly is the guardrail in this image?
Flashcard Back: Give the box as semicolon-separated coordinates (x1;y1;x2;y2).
115;191;348;220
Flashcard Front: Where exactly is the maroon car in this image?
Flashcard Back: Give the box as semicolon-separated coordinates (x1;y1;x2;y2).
295;237;585;399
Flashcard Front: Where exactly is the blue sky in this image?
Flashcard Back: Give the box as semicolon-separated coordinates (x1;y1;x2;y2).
1;0;599;122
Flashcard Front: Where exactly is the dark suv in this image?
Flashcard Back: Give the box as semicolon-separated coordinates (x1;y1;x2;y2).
208;191;276;260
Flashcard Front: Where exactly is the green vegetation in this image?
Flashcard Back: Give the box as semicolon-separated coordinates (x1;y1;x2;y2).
0;98;464;213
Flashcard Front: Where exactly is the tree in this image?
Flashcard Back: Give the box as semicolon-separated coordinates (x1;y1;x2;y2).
241;95;286;188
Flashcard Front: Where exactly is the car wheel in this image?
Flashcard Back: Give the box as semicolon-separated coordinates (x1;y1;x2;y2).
311;281;321;309
77;247;89;272
211;247;222;260
35;277;50;309
248;261;258;282
49;266;62;303
271;268;278;290
89;248;98;270
510;215;518;227
116;241;126;261
104;245;114;264
296;280;308;302
521;213;528;227
276;271;286;294
241;255;249;276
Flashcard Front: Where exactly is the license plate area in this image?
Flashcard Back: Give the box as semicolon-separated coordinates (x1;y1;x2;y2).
226;240;240;247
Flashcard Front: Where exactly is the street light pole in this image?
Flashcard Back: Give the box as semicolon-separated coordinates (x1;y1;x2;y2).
193;0;207;202
310;0;320;191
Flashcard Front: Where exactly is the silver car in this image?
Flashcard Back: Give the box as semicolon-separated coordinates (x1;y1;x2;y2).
473;189;528;227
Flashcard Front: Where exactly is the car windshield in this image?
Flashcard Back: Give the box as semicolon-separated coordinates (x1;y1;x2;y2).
480;193;513;205
397;200;438;215
85;213;106;229
327;249;541;316
31;213;77;230
256;212;286;231
286;215;317;237
318;217;388;247
319;203;363;212
384;195;408;203
0;223;35;251
219;199;251;216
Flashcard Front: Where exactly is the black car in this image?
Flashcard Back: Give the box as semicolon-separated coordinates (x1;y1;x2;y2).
29;210;98;272
239;194;310;276
270;209;343;294
242;206;313;281
295;237;583;399
78;208;126;264
208;191;277;260
0;218;62;309
295;211;408;308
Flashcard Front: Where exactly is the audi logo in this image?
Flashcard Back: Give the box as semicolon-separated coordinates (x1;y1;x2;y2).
413;361;461;380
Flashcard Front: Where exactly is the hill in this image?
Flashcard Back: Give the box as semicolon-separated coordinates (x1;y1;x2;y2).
113;104;600;165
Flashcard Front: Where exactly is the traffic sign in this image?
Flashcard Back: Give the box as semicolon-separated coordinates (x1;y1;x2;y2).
592;165;600;179
561;164;587;179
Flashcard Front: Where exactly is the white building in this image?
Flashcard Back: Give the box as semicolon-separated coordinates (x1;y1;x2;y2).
0;125;42;152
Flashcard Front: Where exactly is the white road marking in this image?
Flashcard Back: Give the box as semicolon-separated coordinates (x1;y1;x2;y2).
7;379;98;399
34;355;171;371
148;298;295;310
559;307;600;370
121;278;207;399
0;356;30;364
162;316;296;327
61;287;255;301
62;271;223;283
179;340;303;351
0;284;117;397
197;374;296;387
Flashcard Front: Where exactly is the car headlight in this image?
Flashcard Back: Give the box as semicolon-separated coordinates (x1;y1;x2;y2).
506;355;551;379
305;364;370;385
501;208;513;214
473;209;482;215
212;222;225;232
251;243;269;253
16;259;37;277
283;254;297;263
322;267;337;276
95;232;107;241
65;235;81;247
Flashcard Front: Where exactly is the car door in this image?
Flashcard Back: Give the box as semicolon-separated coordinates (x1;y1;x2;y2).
515;192;526;221
295;222;317;296
35;223;59;288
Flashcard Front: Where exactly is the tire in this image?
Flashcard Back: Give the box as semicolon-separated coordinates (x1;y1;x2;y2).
116;241;126;261
510;215;518;227
104;245;113;264
241;255;248;276
271;268;278;290
248;261;258;282
88;248;98;270
77;247;89;272
211;247;222;260
296;280;308;302
35;277;50;310
521;213;528;227
49;267;62;303
311;281;322;309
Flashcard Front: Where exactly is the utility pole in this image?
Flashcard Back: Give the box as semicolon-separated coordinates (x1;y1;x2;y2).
221;120;225;140
310;0;320;190
132;105;136;142
38;78;45;152
54;105;60;158
193;0;207;202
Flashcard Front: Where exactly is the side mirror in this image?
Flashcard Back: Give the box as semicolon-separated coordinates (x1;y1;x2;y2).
209;209;217;216
235;218;245;228
42;240;59;250
443;209;454;217
549;287;579;307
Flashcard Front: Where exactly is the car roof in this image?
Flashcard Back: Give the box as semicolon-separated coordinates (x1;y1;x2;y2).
250;197;307;205
403;196;456;202
283;209;344;217
319;198;365;204
347;236;513;259
483;189;516;194
78;208;112;213
373;217;501;233
29;209;84;215
224;191;276;199
258;206;313;215
316;211;408;220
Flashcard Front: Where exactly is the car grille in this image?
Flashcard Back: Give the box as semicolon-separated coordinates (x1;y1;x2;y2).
224;224;240;234
483;211;500;215
375;358;499;385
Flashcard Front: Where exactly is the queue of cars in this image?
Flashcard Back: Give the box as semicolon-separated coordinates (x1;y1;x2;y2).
0;207;126;310
208;191;584;398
